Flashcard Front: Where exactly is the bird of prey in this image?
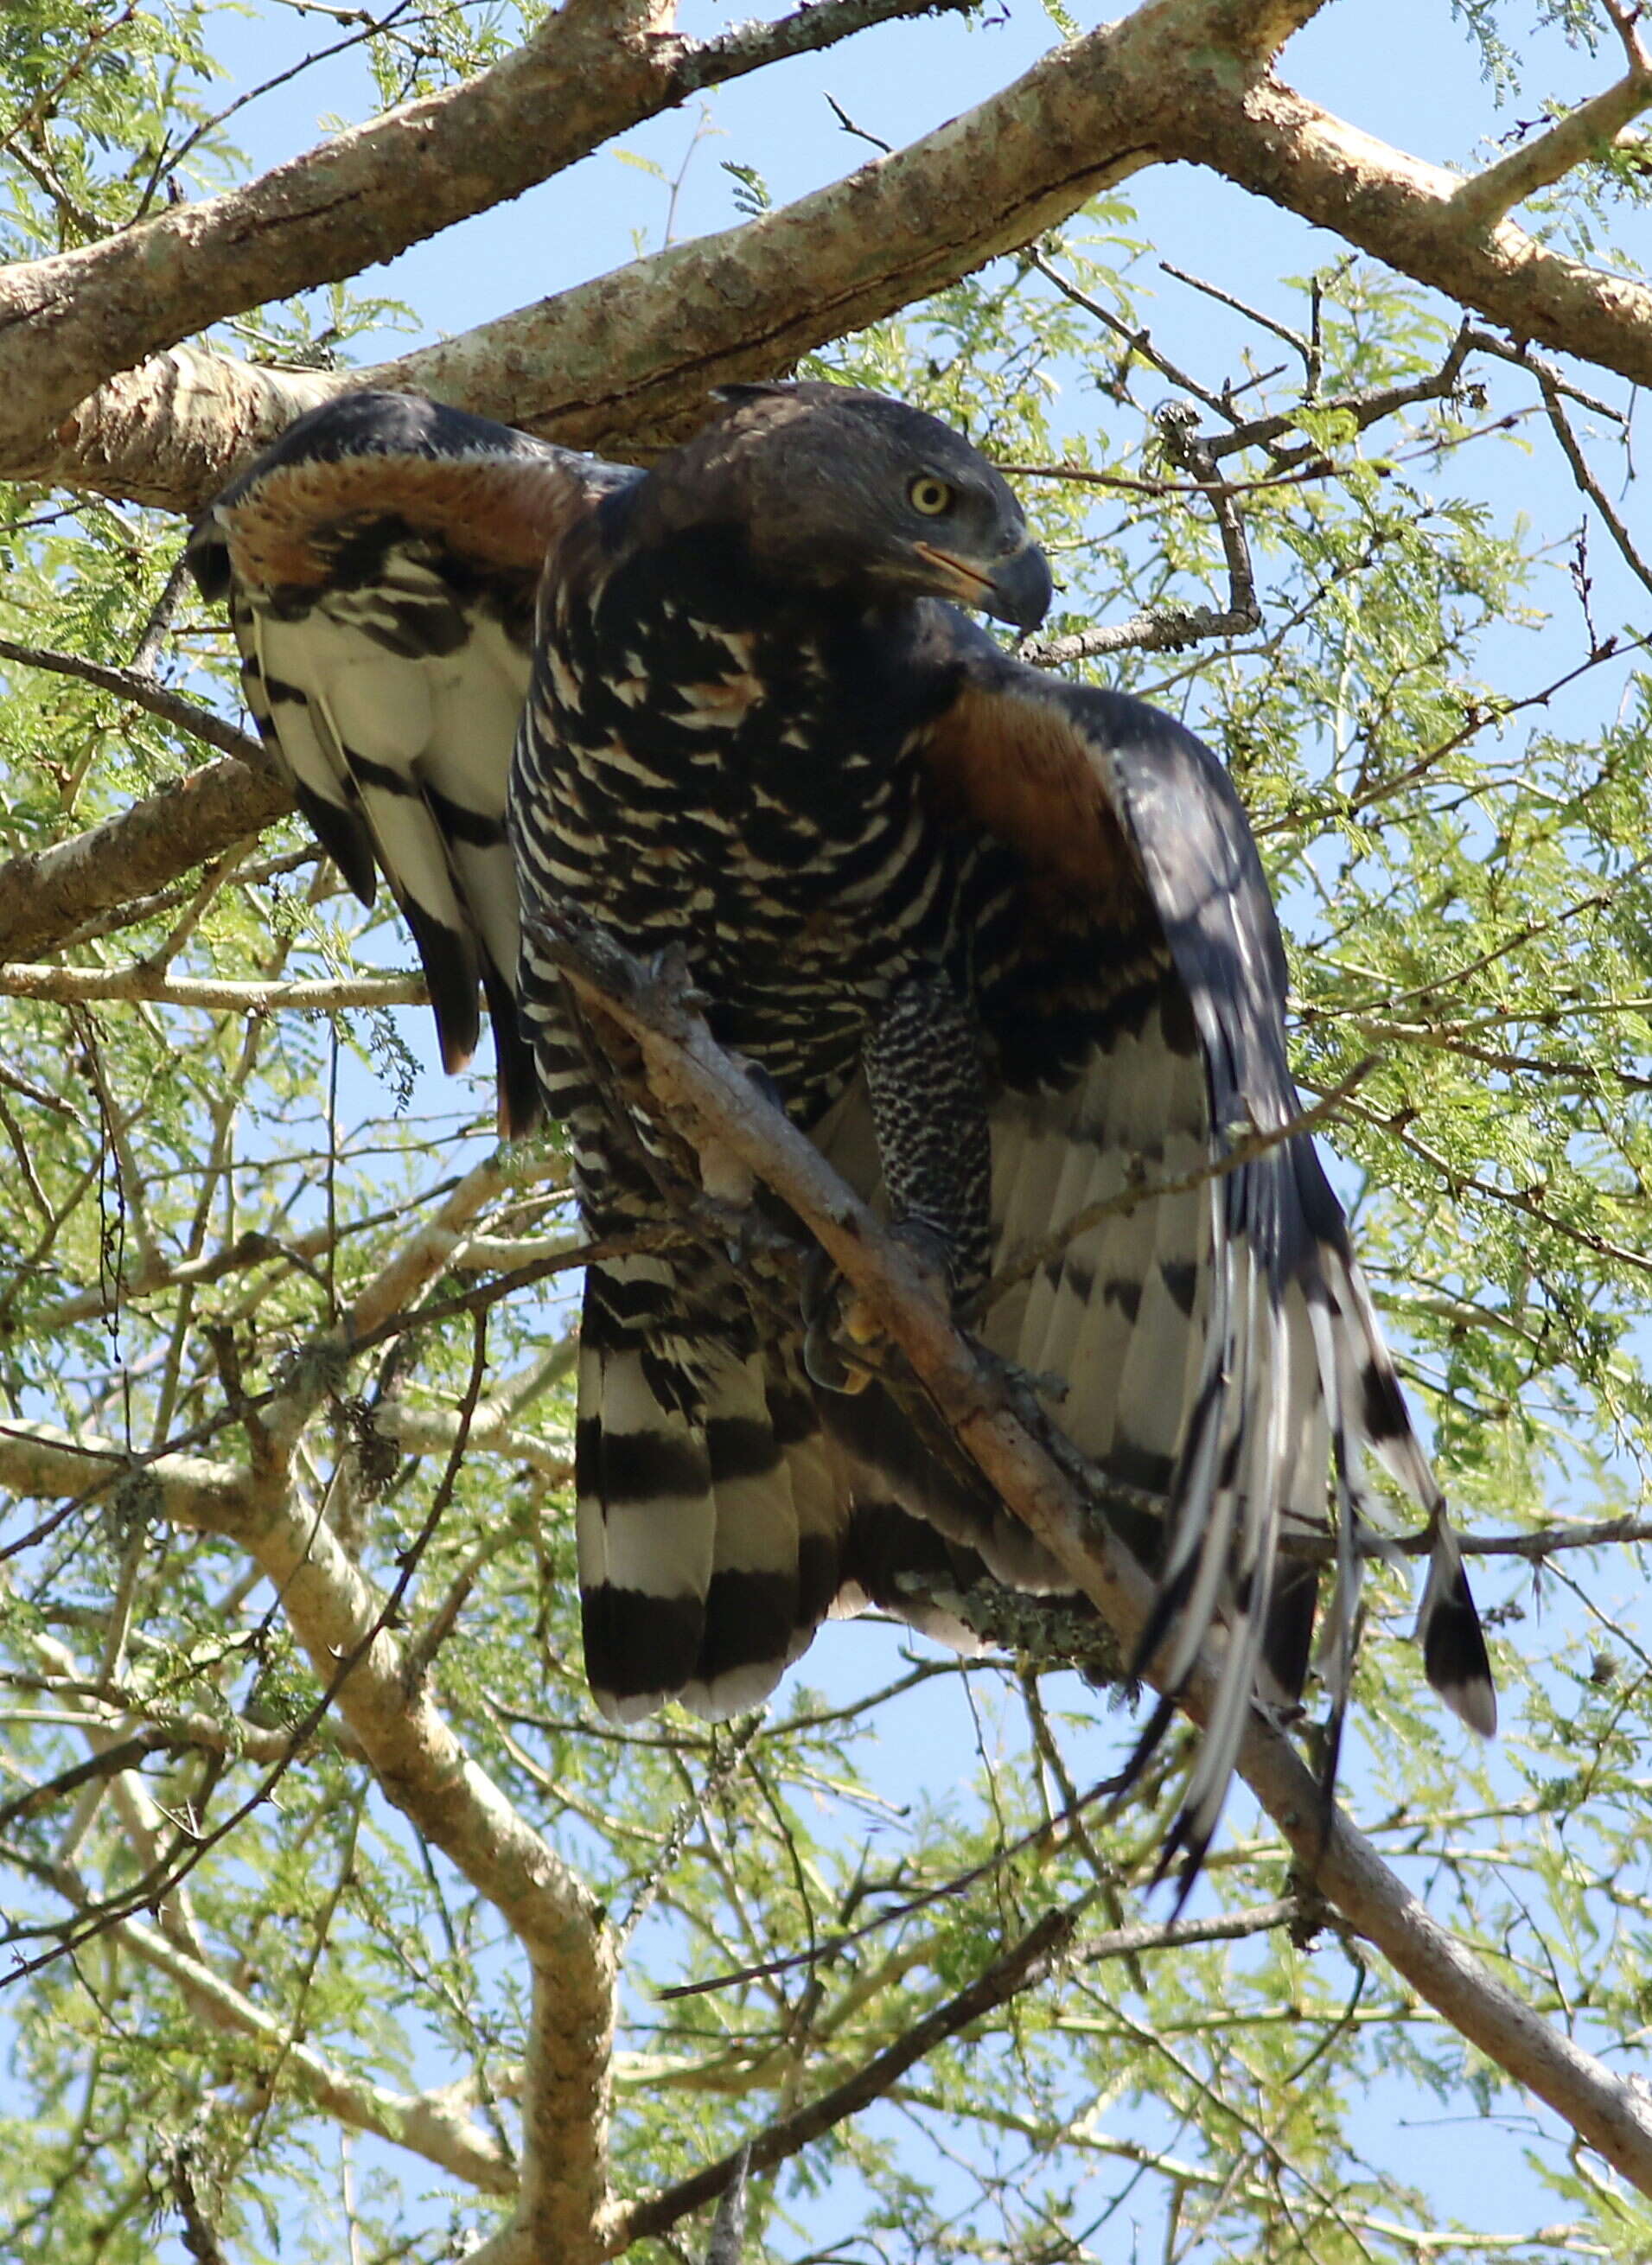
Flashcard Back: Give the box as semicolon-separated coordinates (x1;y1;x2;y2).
189;380;1495;1873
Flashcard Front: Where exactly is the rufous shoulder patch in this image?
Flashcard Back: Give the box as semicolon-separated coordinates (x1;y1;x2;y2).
921;678;1150;924
222;453;587;594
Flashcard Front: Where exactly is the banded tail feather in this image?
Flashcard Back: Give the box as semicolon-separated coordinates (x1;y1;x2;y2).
575;1252;843;1720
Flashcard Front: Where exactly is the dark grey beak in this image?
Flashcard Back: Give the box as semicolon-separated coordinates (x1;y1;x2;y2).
983;539;1053;631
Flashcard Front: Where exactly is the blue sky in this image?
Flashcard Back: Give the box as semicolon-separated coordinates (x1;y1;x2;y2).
22;1;1652;2255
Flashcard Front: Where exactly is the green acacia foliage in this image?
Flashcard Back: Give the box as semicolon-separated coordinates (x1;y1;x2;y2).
0;6;1650;2263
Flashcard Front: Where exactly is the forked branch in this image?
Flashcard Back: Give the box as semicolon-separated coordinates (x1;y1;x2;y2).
1449;0;1652;229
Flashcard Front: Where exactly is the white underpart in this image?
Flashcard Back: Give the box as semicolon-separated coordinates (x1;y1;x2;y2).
252;597;528;1008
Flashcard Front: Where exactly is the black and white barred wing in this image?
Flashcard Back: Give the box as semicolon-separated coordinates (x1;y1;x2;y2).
188;391;638;1131
924;655;1495;1875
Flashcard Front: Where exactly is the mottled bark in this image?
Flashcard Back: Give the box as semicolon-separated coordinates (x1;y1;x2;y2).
0;0;959;474
5;0;1650;517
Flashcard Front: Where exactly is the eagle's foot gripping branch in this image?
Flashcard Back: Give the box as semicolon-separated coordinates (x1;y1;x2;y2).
800;1216;957;1394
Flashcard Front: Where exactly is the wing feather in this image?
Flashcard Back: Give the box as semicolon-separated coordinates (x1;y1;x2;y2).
188;391;640;1132
918;635;1495;1875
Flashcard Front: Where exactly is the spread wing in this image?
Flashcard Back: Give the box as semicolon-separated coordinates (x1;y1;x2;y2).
915;625;1495;1879
188;390;641;1132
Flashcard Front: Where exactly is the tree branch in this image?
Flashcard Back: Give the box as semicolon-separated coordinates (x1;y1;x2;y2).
162;1443;616;2258
0;961;427;1011
0;637;263;764
617;1896;1303;2249
0;754;294;964
0;0;1335;504
535;903;1652;2203
117;1913;517;2192
1449;5;1652;230
3;0;1649;520
0;1147;615;2255
0;0;972;472
1019;399;1262;665
613;1905;1080;2251
1169;73;1652;390
0;1423;257;1529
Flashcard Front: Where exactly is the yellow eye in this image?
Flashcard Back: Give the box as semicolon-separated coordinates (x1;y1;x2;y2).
907;475;954;517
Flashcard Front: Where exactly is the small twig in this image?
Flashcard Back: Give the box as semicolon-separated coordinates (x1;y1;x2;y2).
824;92;891;151
136;0;418;215
130;554;195;681
400;1310;501;1688
1010;394;1527;507
1156;399;1260;630
0;5;137;168
0;635;262;764
1338;852;1652;1018
1462;325;1625;420
1160;258;1313;367
1333;1085;1652;1283
54;846;318;956
0;1729;175;1834
615;1716;763;1957
1021;597;1259;668
341;1227;688;1366
1027;249;1237;425
657;1772;1124;2002
0;1088;50;1216
1205;324;1478;464
1530;351;1652;604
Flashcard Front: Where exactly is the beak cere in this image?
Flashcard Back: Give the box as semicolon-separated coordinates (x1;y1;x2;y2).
912;536;1053;630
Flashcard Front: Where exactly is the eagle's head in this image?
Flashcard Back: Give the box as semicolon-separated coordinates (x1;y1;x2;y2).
636;381;1053;630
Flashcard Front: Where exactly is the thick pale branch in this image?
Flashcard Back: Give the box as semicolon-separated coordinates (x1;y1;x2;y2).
0;1422;256;1529
0;1273;611;2260
1450;27;1652;231
0;0;971;472
340;1146;556;1343
539;907;1652;2201
9;0;1652;518
375;1396;572;1481
0;754;294;964
1166;77;1652;386
0;1675;357;1763
10;0;1330;503
246;1144;568;1462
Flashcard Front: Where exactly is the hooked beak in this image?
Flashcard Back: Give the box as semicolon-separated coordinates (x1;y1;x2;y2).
912;536;1053;630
